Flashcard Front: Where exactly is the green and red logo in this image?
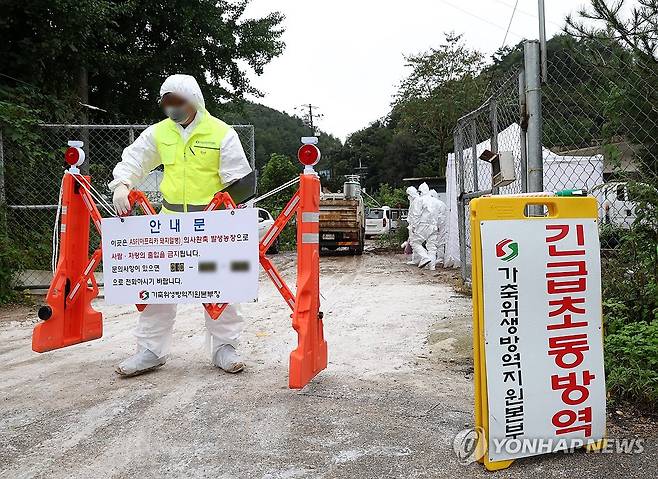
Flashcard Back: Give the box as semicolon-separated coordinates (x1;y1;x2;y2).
139;290;150;301
496;238;518;261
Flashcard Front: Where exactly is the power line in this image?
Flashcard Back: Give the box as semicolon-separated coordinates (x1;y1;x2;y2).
296;103;324;134
491;0;563;28
436;0;523;39
501;0;520;48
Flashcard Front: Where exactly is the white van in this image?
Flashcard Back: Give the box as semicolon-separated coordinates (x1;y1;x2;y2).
590;182;638;228
365;206;391;237
389;208;407;230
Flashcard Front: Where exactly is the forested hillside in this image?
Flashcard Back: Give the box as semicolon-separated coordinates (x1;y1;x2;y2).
326;28;658;194
219;101;342;172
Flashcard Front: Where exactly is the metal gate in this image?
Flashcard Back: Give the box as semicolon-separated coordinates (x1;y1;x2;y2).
453;67;529;282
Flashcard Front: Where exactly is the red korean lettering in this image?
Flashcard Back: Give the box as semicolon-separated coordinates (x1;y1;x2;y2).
551;370;596;405
548;333;589;368
549;296;586;317
552;407;592;437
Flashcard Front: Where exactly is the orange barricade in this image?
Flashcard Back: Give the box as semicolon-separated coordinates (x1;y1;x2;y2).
32;173;103;352
32;140;327;389
289;172;327;388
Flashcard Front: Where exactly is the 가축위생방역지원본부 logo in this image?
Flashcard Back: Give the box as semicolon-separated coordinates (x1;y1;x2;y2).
496;238;518;261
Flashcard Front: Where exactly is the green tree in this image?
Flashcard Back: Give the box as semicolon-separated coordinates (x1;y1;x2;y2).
257;153;299;251
370;184;409;209
258;153;298;208
325;33;486;193
393;32;486;176
566;0;658;66
0;0;285;121
219;102;342;171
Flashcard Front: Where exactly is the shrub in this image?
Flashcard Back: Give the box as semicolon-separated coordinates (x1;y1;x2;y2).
604;320;658;409
601;181;658;409
0;235;23;304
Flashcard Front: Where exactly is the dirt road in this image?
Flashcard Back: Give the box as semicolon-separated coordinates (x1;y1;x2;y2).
1;252;655;478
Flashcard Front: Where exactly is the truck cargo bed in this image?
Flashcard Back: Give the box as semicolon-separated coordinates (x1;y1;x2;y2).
319;196;365;254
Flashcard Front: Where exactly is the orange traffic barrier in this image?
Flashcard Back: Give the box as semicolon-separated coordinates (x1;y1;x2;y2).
32;173;103;352
33;140;327;389
289;172;327;388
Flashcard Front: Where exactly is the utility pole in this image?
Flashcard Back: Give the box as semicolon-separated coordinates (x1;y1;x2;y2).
538;0;547;83
524;40;543;198
296;104;324;135
78;65;90;175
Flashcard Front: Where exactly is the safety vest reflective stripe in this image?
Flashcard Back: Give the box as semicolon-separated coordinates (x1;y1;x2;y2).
160;199;207;212
154;112;231;211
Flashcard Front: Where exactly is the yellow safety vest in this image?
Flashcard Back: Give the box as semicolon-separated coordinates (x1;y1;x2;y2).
154;111;231;212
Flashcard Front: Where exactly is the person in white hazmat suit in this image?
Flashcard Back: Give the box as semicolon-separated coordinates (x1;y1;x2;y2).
109;74;252;376
429;189;448;269
405;186;423;265
409;182;438;269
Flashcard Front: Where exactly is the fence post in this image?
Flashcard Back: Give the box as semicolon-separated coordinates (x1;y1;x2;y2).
524;40;543;196
489;99;499;195
0;130;6;235
456;129;468;282
470;119;479;192
518;70;528;193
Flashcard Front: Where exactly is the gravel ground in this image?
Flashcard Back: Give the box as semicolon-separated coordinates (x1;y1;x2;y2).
0;251;655;478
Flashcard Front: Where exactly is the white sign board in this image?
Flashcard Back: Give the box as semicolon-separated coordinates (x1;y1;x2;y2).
101;209;259;304
480;218;605;462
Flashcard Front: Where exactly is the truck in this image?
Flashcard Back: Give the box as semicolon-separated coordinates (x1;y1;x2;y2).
319;176;365;254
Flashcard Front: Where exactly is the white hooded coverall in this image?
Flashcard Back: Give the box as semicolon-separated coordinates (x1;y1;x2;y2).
429;189;448;267
409;183;437;266
406;186;422;264
109;75;252;359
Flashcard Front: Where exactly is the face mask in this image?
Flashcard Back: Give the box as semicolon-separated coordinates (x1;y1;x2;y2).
164;105;190;124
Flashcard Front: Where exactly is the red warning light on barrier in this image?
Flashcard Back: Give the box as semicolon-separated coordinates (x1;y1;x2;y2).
65;146;85;167
65;147;80;165
298;144;321;166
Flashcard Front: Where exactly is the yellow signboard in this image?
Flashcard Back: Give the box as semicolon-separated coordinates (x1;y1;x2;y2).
470;196;606;471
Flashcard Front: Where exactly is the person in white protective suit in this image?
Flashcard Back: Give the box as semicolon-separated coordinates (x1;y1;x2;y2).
429;189;448;269
409;182;437;269
109;74;252;377
405;186;422;265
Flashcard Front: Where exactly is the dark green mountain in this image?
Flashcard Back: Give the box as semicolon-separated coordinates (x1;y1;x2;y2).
218;102;342;172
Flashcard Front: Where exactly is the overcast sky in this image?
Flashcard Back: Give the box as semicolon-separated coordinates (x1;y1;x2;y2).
242;0;590;141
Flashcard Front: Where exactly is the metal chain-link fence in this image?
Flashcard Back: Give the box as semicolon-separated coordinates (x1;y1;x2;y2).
0;123;255;287
453;39;658;283
454;67;525;282
542;49;657;237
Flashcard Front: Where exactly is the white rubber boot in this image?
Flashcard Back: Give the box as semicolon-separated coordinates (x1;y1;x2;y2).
213;344;245;373
418;258;431;269
115;350;166;377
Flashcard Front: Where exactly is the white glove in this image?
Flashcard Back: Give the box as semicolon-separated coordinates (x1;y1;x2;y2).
113;184;131;216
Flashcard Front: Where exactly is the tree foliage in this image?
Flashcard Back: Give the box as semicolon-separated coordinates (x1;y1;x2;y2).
258;153;298;199
326;33;486;193
393;32;486;172
219;102;342;172
566;0;658;65
0;0;285;121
